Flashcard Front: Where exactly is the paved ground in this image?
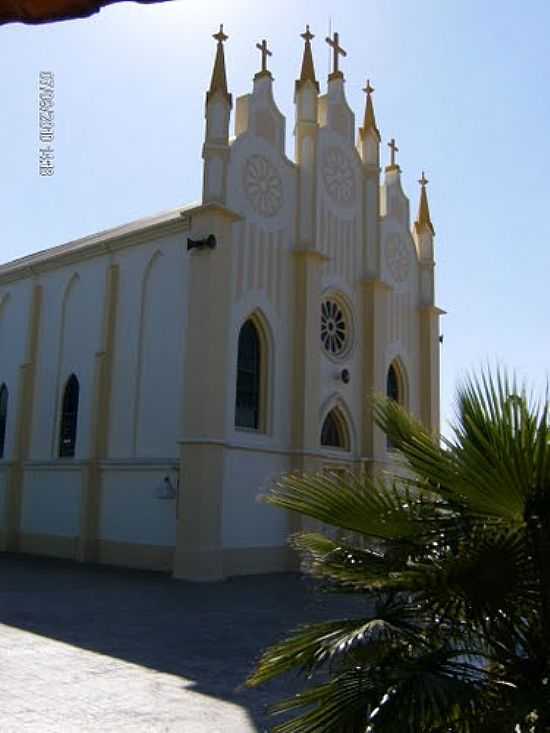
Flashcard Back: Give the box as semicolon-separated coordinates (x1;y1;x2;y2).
0;554;365;732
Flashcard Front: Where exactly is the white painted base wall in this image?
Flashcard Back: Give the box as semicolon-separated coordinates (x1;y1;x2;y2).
21;466;82;538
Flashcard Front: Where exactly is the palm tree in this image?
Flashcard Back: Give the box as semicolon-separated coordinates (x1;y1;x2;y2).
246;371;550;732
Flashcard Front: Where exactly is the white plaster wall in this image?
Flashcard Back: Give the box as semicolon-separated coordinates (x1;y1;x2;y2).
109;234;186;459
222;449;290;548
99;468;177;546
226;127;297;453
227;292;293;450
0;282;34;460
134;248;185;458
21;467;82;537
30;261;104;459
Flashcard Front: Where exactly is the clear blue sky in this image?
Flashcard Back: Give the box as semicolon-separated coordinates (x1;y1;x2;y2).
2;0;549;433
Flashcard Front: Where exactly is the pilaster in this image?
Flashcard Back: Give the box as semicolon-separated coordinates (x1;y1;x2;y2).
291;27;323;480
78;264;119;562
173;207;239;581
419;305;443;434
361;278;391;474
5;283;42;551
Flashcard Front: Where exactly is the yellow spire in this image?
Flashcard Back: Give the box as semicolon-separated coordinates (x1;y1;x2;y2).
208;24;231;104
415;171;435;235
296;25;319;92
359;80;380;142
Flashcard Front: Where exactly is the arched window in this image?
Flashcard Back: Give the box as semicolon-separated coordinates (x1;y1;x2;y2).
386;362;404;450
387;363;400;403
321;408;350;451
0;384;8;459
235;320;262;430
59;374;79;458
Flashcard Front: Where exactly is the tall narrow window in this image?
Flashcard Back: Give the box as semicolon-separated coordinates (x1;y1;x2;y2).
386;363;402;450
0;384;8;459
321;408;350;451
387;364;400;403
59;374;79;458
235;320;261;429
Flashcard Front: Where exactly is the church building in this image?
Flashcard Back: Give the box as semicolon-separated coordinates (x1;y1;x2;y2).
0;26;442;580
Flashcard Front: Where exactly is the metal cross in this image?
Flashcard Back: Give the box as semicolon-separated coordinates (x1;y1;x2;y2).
325;31;346;75
256;39;272;74
418;171;429;187
388;138;399;167
301;24;314;43
363;79;375;95
213;24;228;44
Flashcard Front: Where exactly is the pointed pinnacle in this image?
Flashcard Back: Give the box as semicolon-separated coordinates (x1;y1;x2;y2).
208;24;231;104
360;78;380;142
296;24;319;93
416;172;435;235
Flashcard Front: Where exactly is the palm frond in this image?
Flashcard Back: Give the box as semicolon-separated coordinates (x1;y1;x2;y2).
266;669;377;733
249;367;550;733
265;470;436;542
246;608;420;688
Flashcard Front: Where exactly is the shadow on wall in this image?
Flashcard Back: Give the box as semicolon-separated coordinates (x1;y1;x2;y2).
0;553;363;731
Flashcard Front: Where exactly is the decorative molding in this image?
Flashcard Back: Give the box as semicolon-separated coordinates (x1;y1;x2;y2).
385;234;410;282
322;146;356;205
243;155;283;217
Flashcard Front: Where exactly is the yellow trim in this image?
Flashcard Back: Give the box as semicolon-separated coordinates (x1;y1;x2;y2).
97;539;173;572
78;265;119;562
6;284;42;552
222;545;298;576
19;532;77;560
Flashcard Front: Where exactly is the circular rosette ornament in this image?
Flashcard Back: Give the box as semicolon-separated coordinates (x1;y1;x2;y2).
243;155;283;217
322;147;356;205
385;235;410;282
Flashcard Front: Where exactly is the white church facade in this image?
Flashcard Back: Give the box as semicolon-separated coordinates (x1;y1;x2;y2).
0;26;442;580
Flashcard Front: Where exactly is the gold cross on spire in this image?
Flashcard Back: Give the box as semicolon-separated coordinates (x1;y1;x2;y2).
363;79;375;96
325;31;346;78
416;170;434;234
255;39;272;76
301;24;314;43
213;23;228;44
297;24;318;92
387;138;399;169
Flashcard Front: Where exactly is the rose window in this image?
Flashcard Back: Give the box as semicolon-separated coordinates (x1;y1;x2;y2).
321;299;348;356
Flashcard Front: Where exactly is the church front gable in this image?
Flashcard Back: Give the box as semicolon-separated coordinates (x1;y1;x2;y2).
0;24;441;580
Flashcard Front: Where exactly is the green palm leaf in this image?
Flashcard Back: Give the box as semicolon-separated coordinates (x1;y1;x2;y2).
248;368;550;732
